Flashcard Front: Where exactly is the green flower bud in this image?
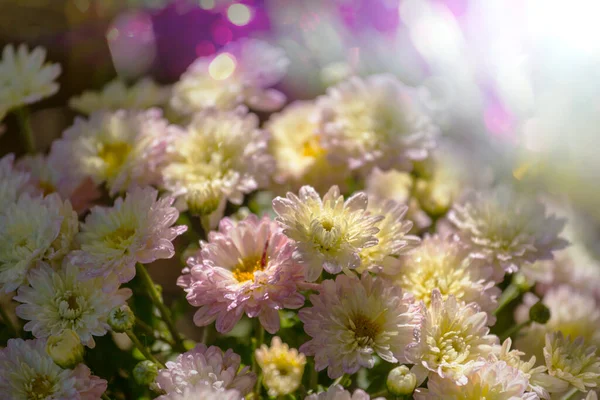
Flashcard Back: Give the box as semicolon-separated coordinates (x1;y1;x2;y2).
387;365;417;396
187;184;221;216
108;305;135;333
529;301;551;324
133;360;159;385
46;329;84;369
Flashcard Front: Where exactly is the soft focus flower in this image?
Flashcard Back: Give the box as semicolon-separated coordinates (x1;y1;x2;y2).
406;290;499;385
0;193;77;292
387;365;417;396
133;360;159;386
273;185;383;281
305;385;384;400
155;344;256;396
391;235;500;322
317;74;438;174
171;38;288;114
50;108;173;195
0;44;61;111
0;338;107;400
157;382;242;400
178;215;304;334
46;329;85;369
0;153;34;211
448;186;568;281
69;78;171;114
71;187;187;291
162;108;274;214
14;262;132;347
255;336;306;396
299;273;421;379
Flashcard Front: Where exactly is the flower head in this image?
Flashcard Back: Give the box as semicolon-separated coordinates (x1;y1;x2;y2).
0;153;35;211
305;385;384;400
71;187;187;291
256;336;306;397
157;382;242;400
46;329;85;369
273;185;383;281
178;215;304;333
299;273;421;379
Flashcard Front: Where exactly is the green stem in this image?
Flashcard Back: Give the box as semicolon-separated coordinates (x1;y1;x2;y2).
494;283;521;316
308;359;318;391
201;324;214;345
136;263;185;352
561;387;579;400
126;330;165;369
332;373;349;387
15;107;35;153
0;305;20;338
101;393;112;400
252;321;265;397
136;317;176;347
500;320;532;342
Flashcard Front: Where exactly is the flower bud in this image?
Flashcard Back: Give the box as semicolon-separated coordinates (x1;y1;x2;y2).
46;329;84;369
387;365;417;396
108;305;135;333
529;301;551;324
187;183;221;216
133;360;159;385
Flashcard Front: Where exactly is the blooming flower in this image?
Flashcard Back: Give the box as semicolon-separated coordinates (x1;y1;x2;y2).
14;261;132;348
49;108;173;195
0;153;34;211
273;185;383;281
299;273;421;379
256;336;306;397
0;193;77;293
157;382;242;400
405;290;499;385
448;185;568;281
305;385;384;400
178;215;305;334
0;44;61;111
155;344;256;396
71;186;187;292
171;38;288;114
69;78;171;114
317;74;438;174
0;338;107;400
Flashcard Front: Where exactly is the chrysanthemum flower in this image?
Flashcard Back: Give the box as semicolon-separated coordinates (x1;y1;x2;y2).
448;186;568;281
69;78;171;114
0;153;34;211
406;290;499;385
0;44;61;111
178;215;304;334
171;38;288;114
273;185;383;281
0;338;107;400
305;385;385;400
71;187;187;292
391;235;500;322
14;262;132;348
544;332;600;392
162;107;274;215
299;273;421;379
256;336;306;397
157;382;242;400
414;360;539;400
317;74;438;174
0;193;77;293
49;108;173;195
155;344;256;396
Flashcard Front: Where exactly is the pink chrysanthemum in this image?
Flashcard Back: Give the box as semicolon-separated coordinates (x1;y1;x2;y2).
178;214;304;333
299;273;421;379
305;385;385;400
157;382;242;400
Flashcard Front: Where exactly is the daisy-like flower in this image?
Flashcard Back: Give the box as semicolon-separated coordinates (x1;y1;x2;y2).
299;273;421;379
157;382;242;400
71;186;187;292
69;78;171;114
171;38;288;114
544;332;600;392
305;385;384;400
391;235;500;322
0;44;61;111
317;74;438;174
178;215;304;334
273;185;383;281
162;107;274;215
49;108;173;195
256;336;306;397
14;262;132;348
414;360;539;400
406;290;499;385
155;344;256;396
0;193;78;293
448;185;568;282
0;153;34;211
0;338;107;400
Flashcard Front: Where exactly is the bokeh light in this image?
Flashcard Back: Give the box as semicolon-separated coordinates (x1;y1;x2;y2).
227;3;253;26
209;52;237;80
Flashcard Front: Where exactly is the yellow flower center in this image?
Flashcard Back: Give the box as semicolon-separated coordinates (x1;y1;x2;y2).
232;241;269;283
98;141;132;178
26;375;55;400
320;217;335;232
38;180;56;196
351;313;382;347
104;226;137;249
301;136;325;158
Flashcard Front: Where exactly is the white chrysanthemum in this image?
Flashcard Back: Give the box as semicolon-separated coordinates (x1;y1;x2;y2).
256;336;306;397
14;262;132;348
172;38;288;114
317;74;438;174
0;44;61;111
414;360;539;400
299;273;422;379
157;382;242;400
273;185;383;281
0;193;77;293
406;290;499;385
162;107;274;214
544;332;600;392
305;385;384;400
0;153;34;211
49;108;173;195
69;78;171;114
391;235;500;322
71;186;187;292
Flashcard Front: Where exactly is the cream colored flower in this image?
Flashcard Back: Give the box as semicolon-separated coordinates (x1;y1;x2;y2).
0;153;34;211
157;382;242;400
256;336;306;397
305;385;384;400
